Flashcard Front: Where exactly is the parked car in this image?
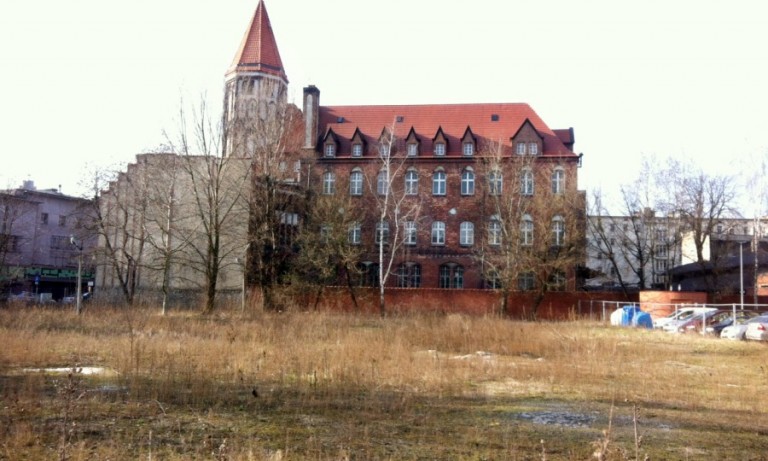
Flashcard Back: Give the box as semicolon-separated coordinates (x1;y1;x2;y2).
662;308;718;333
704;310;759;336
674;309;737;334
722;315;768;340
745;317;768;341
654;307;716;330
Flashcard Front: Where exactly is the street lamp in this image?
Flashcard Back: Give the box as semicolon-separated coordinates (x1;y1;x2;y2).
70;235;83;315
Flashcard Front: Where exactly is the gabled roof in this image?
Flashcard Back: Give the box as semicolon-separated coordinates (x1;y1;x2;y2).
226;0;288;82
316;103;576;157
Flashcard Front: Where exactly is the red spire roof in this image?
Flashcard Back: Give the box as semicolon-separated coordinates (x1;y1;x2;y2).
227;0;288;82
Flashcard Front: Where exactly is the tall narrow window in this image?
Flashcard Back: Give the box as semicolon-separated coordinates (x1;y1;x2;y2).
431;221;446;245
404;221;417;245
521;215;534;246
375;221;389;244
551;168;565;194
516;143;526;155
348;222;361;245
405;169;419;195
322;171;336;195
488;217;502;245
521;168;534;196
552;216;565;246
488;170;503;196
528;142;538;155
377;170;389;196
461;168;475;195
432;169;446;195
349;170;363;196
460;222;474;246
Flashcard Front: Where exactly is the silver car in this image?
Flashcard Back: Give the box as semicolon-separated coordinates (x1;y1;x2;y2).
721;315;768;340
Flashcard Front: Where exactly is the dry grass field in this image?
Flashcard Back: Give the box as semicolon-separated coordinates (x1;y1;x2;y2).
1;303;767;460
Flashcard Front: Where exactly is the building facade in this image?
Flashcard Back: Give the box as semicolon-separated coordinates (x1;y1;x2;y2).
0;181;94;301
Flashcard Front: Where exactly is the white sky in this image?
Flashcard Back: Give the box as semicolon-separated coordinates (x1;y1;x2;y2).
1;0;767;210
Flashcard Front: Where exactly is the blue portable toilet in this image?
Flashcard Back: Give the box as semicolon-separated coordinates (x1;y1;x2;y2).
632;310;653;329
621;305;640;326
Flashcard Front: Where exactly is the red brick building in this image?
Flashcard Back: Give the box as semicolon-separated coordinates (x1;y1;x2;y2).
228;1;585;291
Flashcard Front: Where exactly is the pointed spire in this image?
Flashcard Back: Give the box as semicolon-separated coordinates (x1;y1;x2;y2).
227;0;288;83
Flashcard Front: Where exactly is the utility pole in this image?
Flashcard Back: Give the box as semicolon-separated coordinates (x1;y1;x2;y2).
70;235;83;315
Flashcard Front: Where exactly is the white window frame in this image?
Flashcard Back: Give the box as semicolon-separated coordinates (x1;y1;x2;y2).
431;221;446;245
434;142;446;156
324;144;336;157
552;216;565;246
405;169;419;195
461;168;475;195
432;170;446;196
349;170;363;196
516;142;526;155
522;169;534;196
322;171;336;195
460;222;474;246
375;221;389;244
488;218;502;245
377;170;389;196
404;221;417;245
528;142;538;155
348;222;361;245
407;143;418;156
463;142;474;156
521;215;534;246
352;143;363;157
552;168;565;194
488;170;503;196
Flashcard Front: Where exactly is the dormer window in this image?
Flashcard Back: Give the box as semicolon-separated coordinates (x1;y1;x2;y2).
461;127;476;157
434;142;446;156
324;144;336;157
407;143;418;156
529;142;538;155
516;142;526;155
352;143;363;157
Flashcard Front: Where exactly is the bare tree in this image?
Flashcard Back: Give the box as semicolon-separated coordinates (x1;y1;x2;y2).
292;184;365;310
587;158;681;293
479;142;584;317
83;166;146;305
164;97;252;313
663;158;738;292
369;126;422;315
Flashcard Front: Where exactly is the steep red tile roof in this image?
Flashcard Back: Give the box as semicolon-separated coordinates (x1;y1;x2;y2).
227;0;288;82
317;104;576;157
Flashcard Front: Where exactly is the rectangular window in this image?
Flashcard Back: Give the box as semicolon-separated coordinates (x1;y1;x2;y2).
434;143;446;156
40;213;48;225
528;142;538;155
404;221;417;245
375;221;389;244
348;223;361;245
518;272;535;291
407;143;418;156
3;235;19;253
431;221;445;245
488;220;502;245
324;144;336;157
50;235;70;250
432;172;446;195
516;143;526;155
352;144;363;157
463;142;474;156
58;215;66;227
460;222;474;246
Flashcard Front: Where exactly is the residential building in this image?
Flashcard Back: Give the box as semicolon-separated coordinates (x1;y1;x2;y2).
0;181;94;300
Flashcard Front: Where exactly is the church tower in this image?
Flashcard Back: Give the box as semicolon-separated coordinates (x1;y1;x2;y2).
223;0;289;156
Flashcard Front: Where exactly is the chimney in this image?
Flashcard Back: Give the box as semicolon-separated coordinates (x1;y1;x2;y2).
303;85;320;149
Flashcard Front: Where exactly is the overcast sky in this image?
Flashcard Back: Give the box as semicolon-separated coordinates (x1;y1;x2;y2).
1;0;767;211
